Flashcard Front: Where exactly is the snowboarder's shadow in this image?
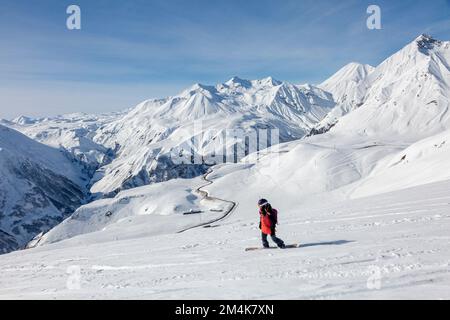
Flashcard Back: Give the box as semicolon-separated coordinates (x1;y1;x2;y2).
298;240;354;248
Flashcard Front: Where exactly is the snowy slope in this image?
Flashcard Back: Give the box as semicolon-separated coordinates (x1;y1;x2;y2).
316;62;374;128
89;77;335;196
0;125;88;253
38;175;232;246
31;138;386;246
1;177;450;299
319;62;374;106
204;130;450;219
36;124;450;249
351;128;450;198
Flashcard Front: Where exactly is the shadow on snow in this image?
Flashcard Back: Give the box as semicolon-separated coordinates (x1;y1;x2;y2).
298;240;355;248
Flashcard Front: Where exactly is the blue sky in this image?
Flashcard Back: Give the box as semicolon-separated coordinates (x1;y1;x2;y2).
0;0;449;118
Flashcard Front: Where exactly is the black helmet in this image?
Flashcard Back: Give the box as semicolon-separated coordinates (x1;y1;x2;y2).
258;199;269;207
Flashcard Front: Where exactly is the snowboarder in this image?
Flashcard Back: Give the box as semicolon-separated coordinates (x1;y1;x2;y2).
258;199;286;249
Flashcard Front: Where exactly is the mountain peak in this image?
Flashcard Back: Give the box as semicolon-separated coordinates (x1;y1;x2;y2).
319;62;374;92
225;76;252;88
12;115;38;125
415;34;441;53
181;83;217;96
190;83;211;90
415;34;435;42
346;62;372;69
257;76;282;87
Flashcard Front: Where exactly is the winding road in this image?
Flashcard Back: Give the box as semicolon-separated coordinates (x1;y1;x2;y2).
177;167;237;233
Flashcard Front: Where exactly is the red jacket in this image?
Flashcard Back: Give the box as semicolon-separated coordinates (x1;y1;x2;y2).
259;208;278;235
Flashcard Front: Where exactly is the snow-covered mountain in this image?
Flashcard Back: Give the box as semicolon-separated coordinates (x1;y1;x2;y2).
4;78;335;198
5;112;124;177
317;35;450;141
319;62;374;106
316;62;374;127
89;77;335;196
2;35;450;299
0;125;89;253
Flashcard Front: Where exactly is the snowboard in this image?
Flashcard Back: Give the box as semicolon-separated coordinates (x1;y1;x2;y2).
245;244;300;251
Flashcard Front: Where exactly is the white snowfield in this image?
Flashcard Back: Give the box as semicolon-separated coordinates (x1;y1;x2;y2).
1;34;450;299
0;176;449;299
